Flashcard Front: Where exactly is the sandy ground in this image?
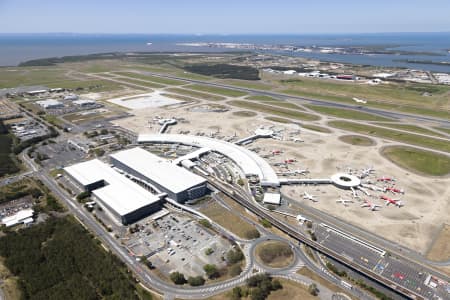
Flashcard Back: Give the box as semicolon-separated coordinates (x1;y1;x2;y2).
112;98;450;254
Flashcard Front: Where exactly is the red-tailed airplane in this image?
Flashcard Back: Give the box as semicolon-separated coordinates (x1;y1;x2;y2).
385;187;404;194
361;199;381;211
271;150;282;155
381;195;403;207
377;176;395;182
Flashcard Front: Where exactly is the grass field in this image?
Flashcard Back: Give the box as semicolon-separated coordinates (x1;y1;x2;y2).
114;71;185;85
255;241;294;268
381;146;450;176
305;104;393;121
186;84;248;97
329;121;450;153
229;100;320;121
281;85;450;120
301;124;332;133
166;87;226;101
434;127;450;135
199;201;260;239
223;79;273;90
0;68;67;88
297;267;355;299
374;123;447;138
426;225;450;262
112;76;164;89
206;278;316;300
278;76;450;108
264;116;292;124
245;95;279;102
232;111;257;117
338;135;375;146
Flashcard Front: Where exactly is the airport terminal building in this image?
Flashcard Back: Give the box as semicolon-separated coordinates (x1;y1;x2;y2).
64;159;164;225
110;147;207;203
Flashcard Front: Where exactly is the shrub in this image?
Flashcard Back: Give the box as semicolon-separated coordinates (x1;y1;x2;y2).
169;272;186;285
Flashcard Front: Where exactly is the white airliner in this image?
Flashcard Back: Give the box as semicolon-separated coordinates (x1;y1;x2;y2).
291;137;304;143
303;191;318;202
336;197;354;206
350;187;360;199
361;200;381;211
359;166;375;179
353;97;367;104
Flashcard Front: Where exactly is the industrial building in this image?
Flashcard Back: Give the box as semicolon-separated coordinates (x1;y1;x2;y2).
262;193;281;205
64;159;164;225
36;99;63;109
1;209;34;227
110;147;208;203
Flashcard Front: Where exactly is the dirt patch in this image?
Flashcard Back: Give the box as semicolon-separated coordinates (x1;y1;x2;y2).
426;224;450;262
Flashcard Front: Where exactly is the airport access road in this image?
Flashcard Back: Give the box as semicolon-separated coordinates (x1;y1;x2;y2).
22;153;313;299
138;71;450;126
206;176;444;300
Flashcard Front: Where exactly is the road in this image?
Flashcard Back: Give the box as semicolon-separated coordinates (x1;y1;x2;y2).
21;153;322;299
206;176;446;300
137;71;450;126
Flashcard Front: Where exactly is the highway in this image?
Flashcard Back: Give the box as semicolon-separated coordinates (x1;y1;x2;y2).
137;71;450;127
206;176;433;300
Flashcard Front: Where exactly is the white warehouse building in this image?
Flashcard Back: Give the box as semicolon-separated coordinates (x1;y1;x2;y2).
110;147;208;203
64;159;164;225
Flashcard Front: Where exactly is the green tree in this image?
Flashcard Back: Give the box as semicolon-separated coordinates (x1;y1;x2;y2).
187;276;205;286
308;283;319;296
203;264;219;279
169;272;186;285
229;264;242;277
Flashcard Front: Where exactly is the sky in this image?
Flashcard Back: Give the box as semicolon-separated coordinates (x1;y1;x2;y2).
0;0;449;34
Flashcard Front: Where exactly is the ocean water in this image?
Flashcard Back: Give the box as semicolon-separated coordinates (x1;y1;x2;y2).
0;33;449;72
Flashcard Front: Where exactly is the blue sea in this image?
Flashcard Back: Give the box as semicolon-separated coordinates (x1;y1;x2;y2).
0;33;449;72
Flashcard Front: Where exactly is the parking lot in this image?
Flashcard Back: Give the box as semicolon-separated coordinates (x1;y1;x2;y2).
125;212;233;278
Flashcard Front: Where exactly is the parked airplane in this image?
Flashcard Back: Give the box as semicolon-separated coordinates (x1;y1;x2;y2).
296;214;310;223
361;183;385;192
303;191;318;202
385;187;404;195
359;166;375;179
336;197;354;206
271;150;282;155
291;137;304;143
377;176;395;182
361;200;381;211
350;187;360;199
353;97;367;104
381;195;403;207
357;186;371;196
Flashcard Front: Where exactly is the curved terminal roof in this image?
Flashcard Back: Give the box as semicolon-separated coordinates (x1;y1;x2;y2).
331;173;361;189
138;134;280;187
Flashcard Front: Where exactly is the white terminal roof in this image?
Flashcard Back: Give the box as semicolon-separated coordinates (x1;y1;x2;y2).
263;193;281;205
36;99;62;107
64;159;160;216
137;134;280;187
110;147;206;194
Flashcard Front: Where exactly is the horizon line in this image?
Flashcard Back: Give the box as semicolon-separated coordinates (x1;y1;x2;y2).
0;31;450;35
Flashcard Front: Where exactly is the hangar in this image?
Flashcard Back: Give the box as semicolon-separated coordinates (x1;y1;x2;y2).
64;159;164;225
110;147;208;203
